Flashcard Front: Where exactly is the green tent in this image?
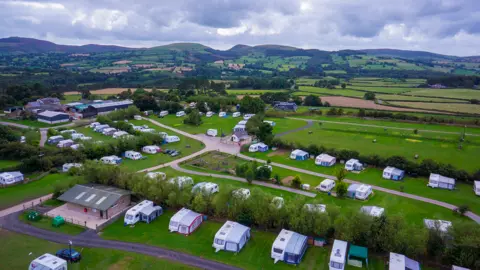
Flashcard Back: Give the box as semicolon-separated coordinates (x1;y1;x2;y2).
348;245;368;268
52;216;65;227
27;211;41;221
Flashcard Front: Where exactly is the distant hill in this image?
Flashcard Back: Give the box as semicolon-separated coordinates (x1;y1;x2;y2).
359;49;458;60
0;37;135;54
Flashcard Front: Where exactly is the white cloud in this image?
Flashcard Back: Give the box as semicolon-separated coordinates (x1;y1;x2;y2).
5;1;65;10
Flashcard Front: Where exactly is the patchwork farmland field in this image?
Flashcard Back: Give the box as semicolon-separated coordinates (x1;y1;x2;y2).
388;102;480;115
375;94;467;103
297;86;365;98
226;89;287;95
64;88;155;95
347;86;418;94
404;88;480;100
318;96;439;112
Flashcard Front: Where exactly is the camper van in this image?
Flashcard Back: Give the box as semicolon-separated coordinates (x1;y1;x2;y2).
159;110;169;117
243;114;255;120
47;135;64;145
329;240;348;270
124;200;163;226
207;129;218;137
355;185;372;200
71;133;85;140
165;135;180;143
142;145;161;154
233;188;251;200
206;111;214;117
213;221;251;253
146;172;166;180
192;182;219;195
232;112;241;118
57;139;74;148
100;155;122;165
176;111;186;117
102;127;117;136
29;254;67;270
60;129;77;135
169;176;194;188
316;179;336;192
169;208;203;235
62;163;82;173
271;229;308;265
219;111;227;118
125;151;143;160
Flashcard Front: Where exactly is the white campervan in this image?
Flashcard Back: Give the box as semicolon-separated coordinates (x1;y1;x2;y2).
60;129;77;135
142;145;161;154
232;112;241;118
102;127;117;136
125;150;143;160
207;129;218;137
176;111;185;117
89;122;100;128
329;240;348;270
271;197;284;209
192;182;219;195
475;181;480;196
94;124;109;132
206;111;214;117
316;179;336;192
159;110;169;117
134;115;142;120
355;184;372;200
100;155;122;165
165;135;180;143
29;254;67;270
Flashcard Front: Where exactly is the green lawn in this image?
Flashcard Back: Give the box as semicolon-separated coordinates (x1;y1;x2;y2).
0;118;67;128
388;102;480;115
297;86;366;98
19;211;86;235
61;94;82;104
375;94;467;103
0;160;20;169
348;86;416;94
0;229;196;270
0;174;80;210
405;88;480;100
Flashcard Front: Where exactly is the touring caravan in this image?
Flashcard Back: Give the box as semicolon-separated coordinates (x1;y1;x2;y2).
62;163;82;173
475;181;480;196
0;171;24;185
383;166;405;181
424;219;452;233
113;131;129;139
71;133;85;140
165;135;180;143
243;114;255;120
102;127;117;136
219;111;227;118
249;143;269;152
428;173;455;190
388;252;421;270
316;179;336;192
232;112;241;118
206;111;214;117
169;208;203;235
159;110;169;117
176;111;186;117
94;124;110;132
79;136;92;141
47;135;64;145
142;145;161;154
213;221;251;253
355;184;372;200
263;120;275;126
192;182;219;195
345;159;363;171
89;122;100;128
57;139;74;148
134;115;142;120
233;188;251;200
207;129;218;137
29;254;67;270
290;149;309;161
169;176;194;188
315;154;336;167
146;172;167;180
125;151;143;160
60;129;77;135
304;204;326;213
271;229;308;265
139;128;156;133
360;206;385;217
124;200;163;225
329;240;348;270
100;155;122;165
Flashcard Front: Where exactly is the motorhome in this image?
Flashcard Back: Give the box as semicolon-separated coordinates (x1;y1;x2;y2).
47;135;64;145
159;110;169;117
124;200;163;225
134;115;142;120
232;112;241;118
125;151;143;160
100;155;122;165
192;182;219;195
329;240;348;270
57;139;74;148
206;111;214;117
142;145;161;154
29;253;67;270
316;179;336;192
207;129;218;137
176;111;186;117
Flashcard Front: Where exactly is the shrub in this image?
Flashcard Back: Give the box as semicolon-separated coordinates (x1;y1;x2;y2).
291;175;302;188
335;182;348;198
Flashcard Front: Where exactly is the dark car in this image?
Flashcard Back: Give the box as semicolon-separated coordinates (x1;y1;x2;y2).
56;248;82;262
170;151;181;157
164;149;173;154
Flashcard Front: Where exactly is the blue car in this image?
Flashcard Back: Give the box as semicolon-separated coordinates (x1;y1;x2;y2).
56;248;82;262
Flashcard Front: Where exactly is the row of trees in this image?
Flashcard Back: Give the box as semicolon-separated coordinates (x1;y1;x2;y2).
73;161;479;268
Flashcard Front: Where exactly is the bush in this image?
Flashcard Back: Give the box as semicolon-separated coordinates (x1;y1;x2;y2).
291;175;302;188
364;92;376;100
335;182;348;197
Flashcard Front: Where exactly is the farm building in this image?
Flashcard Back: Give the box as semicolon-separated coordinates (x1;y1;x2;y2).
168;208;203;235
58;184;131;219
271;229;308;265
165;135;180;143
273;102;298;112
62;163;82;173
3;106;23;114
249;142;269;152
290;149;309;160
142;145;161;154
355;184;372;200
169;176;194;188
303;204;326;213
86;100;133;116
0;171;24;185
192;182;219;195
113;131;129;139
360;206;385;217
213;221;251;253
382;167;405;181
329;239;348;270
47;135;64;144
315;153;336;167
231;130;250;143
37;111;70;124
125;151;143;160
124;200;163;225
100;155;122;165
345;159;363;171
389;252;420;270
424;219;452;233
474;181;480;196
316;179;335;192
428;173;455;190
207;129;218;137
57;139;74;148
232;112;241;118
233;188;251;199
29;253;67;270
146;172;166;180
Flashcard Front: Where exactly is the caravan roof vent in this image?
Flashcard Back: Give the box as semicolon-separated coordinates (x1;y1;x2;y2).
280;238;285;241
39;255;47;260
335;249;341;257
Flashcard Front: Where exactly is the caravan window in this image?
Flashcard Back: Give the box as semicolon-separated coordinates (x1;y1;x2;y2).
170;221;178;227
273;248;283;254
215;239;225;245
430;180;438;185
126;215;133;220
330;262;343;269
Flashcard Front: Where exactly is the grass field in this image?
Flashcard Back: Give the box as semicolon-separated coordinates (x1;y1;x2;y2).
276;120;480;172
18;211;86;235
0;174;80;210
405;88;480;100
375;94;467;103
0;229;196;270
0;160;20;169
297;86;366;98
0;118;66;128
348;86;417;94
389;102;480;115
226;89;288;95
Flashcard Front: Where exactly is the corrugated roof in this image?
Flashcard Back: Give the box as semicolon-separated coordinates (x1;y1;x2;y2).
58;184;130;211
37;110;69;118
90;100;133;109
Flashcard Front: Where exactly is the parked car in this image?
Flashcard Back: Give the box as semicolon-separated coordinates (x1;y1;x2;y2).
55;248;82;263
170;151;180;157
163;149;173;154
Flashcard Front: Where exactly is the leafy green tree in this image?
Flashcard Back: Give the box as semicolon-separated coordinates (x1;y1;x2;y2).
335;168;347;182
239;96;265;114
183;110;202;126
341;83;347;89
335;182;348;197
192;193;208;213
364;92;376;100
292;175;302;188
304;95;322;106
245;168;255;184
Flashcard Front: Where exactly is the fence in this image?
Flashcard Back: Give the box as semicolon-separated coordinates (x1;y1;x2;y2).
43;211;89;228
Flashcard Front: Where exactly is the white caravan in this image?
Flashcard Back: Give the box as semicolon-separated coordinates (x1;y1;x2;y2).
57;139;74;148
71;133;85;140
146;172;167;180
206;111;214;117
125;150;143;160
243;114;255;120
232;112;241;118
60;129;77;134
316;179;336;192
169;176;194;188
165;135;180;143
142;145;161;154
219;111;227;117
176;111;185;117
124;200;162;225
329;240;348;270
29;254;67;270
113;131;129;139
207;129;218;137
233;188;251;200
192;182;219;195
271;197;284;209
62;163;82;173
159;110;169;117
355;184;372;200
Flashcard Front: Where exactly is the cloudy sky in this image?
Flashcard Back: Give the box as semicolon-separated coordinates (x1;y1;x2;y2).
0;0;479;56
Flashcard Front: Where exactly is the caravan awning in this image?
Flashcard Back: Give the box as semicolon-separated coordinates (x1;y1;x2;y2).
348;245;368;259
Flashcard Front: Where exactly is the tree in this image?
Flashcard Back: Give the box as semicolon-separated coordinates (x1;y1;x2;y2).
292;175;302;188
239;96;266;114
183;110;202;126
335;168;347;182
133;94;159;111
257;123;274;145
304;95;322;106
292;96;303;105
335;182;348;197
245;168;255;184
364;92;376;100
191;193;208;213
341;83;346;89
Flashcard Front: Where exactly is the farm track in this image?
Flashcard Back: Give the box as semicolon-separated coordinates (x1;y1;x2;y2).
0;121;75;147
286;117;480;137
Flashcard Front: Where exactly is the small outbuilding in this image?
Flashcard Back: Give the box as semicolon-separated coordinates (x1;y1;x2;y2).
316;179;336;192
360;206;385;217
388;252;420;270
383;166;405;181
345;159;363;171
124;200;163;225
0;171;24;185
62;163;82;173
168;208;203;235
424;219;452;233
315;153;336;167
213;220;251;253
124;150;143;160
290;149;309;161
37;111;70;124
231;130;250;143
428;173;455;190
142;145;161;154
271;229;308;265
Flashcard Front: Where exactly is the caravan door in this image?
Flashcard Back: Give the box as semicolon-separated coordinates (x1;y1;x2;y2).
226;241;237;252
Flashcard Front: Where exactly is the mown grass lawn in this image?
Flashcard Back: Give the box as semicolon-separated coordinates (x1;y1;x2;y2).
0;229;196;270
0;118;67;128
245;151;480;216
0;174;79;210
0;160;20;169
18;211;86;235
